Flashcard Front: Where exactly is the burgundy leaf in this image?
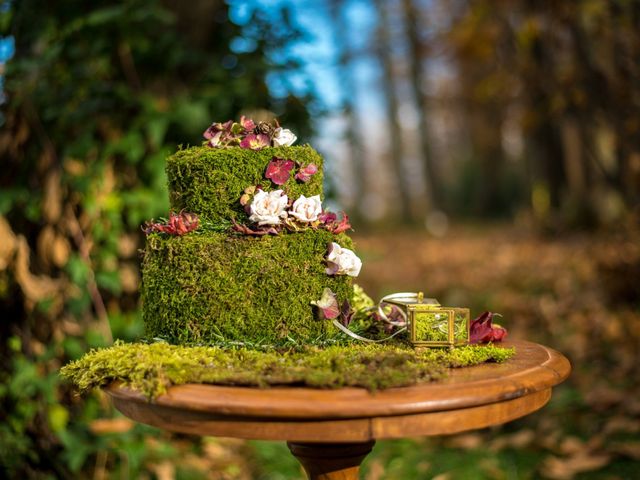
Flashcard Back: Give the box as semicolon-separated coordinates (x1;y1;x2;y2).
340;300;355;327
319;211;337;224
231;219;279;236
265;157;295;185
144;212;199;236
322;211;352;234
470;311;507;343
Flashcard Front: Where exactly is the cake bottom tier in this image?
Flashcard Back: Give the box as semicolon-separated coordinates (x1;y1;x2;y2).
142;230;354;345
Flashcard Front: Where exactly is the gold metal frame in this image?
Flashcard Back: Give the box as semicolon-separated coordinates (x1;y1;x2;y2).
383;293;470;348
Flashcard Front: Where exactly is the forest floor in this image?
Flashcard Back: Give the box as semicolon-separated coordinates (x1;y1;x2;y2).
115;224;640;480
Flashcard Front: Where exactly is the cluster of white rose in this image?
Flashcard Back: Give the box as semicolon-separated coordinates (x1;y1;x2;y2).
248;190;322;226
247;190;361;277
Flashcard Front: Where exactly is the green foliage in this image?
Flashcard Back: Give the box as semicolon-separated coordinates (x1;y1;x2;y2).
167;144;324;223
142;229;354;345
61;340;515;398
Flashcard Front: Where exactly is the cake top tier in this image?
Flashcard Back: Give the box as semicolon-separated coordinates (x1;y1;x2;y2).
166;118;323;225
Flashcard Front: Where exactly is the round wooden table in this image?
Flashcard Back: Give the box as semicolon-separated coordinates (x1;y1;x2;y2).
106;340;570;479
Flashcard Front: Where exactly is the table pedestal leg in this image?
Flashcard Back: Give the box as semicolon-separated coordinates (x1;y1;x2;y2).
287;441;375;480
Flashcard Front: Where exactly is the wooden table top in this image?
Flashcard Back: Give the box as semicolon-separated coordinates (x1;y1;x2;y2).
106;340;571;443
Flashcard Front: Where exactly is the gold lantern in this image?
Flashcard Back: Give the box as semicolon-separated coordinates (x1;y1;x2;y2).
381;292;470;348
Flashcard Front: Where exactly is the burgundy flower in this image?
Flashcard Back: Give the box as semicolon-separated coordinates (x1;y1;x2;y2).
469;311;508;343
265;157;295;185
295;163;318;183
144;212;199;236
240;133;270;150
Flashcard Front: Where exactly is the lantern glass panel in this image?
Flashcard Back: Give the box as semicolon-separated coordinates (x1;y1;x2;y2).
453;308;470;344
413;310;453;343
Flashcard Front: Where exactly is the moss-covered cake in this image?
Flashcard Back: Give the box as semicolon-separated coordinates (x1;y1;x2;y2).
61;119;515;396
141;119;358;346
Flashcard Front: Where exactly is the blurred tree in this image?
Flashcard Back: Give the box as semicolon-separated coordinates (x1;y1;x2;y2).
329;0;366;220
0;0;316;477
375;0;413;223
401;0;443;213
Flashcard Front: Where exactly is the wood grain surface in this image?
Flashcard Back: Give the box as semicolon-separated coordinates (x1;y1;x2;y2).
106;340;571;442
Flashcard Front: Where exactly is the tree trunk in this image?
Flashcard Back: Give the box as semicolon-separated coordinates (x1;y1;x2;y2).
376;0;413;223
401;0;442;213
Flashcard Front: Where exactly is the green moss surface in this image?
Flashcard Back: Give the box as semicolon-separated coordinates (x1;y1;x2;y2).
142;229;354;345
167;145;324;223
61;341;515;398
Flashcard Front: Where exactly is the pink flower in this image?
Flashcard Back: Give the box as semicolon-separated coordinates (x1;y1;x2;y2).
240;133;270;150
295;163;318;183
265;157;295;185
239;115;256;132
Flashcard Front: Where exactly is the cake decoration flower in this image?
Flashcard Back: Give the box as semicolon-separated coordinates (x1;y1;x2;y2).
265;157;295;185
289;195;323;223
310;288;340;320
203;117;298;149
295;163;318;183
240;133;270;150
272;127;297;147
325;242;362;277
248;189;289;226
143;212;199;236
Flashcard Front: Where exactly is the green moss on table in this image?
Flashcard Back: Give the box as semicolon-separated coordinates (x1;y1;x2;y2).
167;145;324;224
142;229;354;345
61;341;515;399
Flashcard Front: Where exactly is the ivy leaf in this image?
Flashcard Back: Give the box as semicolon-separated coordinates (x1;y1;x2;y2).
265;157;295;185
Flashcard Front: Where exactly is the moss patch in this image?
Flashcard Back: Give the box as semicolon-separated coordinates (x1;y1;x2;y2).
61;341;515;398
167;145;324;224
142;229;354;345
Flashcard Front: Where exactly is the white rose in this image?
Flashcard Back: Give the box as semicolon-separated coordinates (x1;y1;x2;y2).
289;194;322;223
326;242;362;277
272;127;297;147
248;189;288;226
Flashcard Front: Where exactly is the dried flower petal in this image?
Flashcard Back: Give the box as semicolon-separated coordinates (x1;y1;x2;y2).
469;311;508;343
311;288;340;320
295;163;318;183
144;212;199;236
231;219;279;236
265;157;295;185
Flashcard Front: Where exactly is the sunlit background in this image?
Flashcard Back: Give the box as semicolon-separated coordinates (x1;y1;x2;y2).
2;0;639;478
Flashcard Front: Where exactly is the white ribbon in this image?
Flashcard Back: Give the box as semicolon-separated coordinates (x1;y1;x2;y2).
332;319;407;343
333;291;437;343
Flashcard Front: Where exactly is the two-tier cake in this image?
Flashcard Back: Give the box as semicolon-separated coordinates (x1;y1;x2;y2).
141;117;360;346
